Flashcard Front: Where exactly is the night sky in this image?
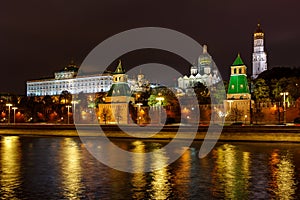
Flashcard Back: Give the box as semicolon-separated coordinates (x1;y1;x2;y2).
2;0;300;95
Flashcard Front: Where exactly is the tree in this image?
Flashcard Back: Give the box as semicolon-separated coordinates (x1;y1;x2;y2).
210;81;227;104
270;78;289;102
252;106;264;124
226;107;244;122
100;107;111;124
253;78;271;103
42;95;53;121
286;77;300;101
113;105;122;124
59;90;72;105
95;92;107;106
193;82;210;105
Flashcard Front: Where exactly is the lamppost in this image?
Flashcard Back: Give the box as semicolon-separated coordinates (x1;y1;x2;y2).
66;105;72;124
5;103;13;124
12;107;18;124
156;96;164;124
244;115;247;125
136;103;143;125
280;92;289;124
71;100;78;122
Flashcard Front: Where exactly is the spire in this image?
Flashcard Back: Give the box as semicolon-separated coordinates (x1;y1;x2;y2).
255;23;263;33
203;45;208;54
254;23;264;39
232;54;244;66
114;60;125;74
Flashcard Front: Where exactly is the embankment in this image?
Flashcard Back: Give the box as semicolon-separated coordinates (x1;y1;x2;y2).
0;124;300;142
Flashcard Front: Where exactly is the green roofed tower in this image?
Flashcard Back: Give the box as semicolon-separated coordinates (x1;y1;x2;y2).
107;60;131;99
227;54;251;100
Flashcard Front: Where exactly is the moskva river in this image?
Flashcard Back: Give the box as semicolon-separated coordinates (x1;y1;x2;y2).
0;135;299;199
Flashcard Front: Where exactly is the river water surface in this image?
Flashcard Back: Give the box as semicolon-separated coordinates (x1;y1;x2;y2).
0;135;300;199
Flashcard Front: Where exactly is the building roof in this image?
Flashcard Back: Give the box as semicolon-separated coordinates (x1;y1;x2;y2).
107;83;131;97
113;60;125;74
232;54;244;66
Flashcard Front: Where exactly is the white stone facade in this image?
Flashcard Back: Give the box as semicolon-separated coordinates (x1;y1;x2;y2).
27;75;112;96
252;23;267;79
178;45;221;90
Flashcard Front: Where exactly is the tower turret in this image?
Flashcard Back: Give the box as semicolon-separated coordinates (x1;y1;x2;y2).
113;60;127;83
252;23;267;79
198;44;212;75
227;54;251;100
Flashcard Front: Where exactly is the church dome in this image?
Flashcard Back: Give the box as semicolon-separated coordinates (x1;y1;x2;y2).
189;74;195;79
195;73;202;78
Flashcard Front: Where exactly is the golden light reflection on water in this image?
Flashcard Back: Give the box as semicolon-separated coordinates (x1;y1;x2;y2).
0;136;21;199
173;148;191;195
131;141;147;199
60;138;83;199
212;144;251;199
150;144;171;200
269;150;296;199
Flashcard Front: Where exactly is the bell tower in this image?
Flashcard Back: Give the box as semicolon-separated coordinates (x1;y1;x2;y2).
252;23;267;79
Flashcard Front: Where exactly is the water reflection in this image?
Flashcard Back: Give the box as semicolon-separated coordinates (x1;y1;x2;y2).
131;141;147;199
269;150;296;199
0;136;21;199
212;144;251;199
173;148;191;198
60;138;84;199
0;136;300;199
150;143;171;200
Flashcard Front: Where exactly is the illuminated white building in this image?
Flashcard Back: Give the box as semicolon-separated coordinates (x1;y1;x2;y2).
26;62;112;96
178;45;221;90
252;23;267;79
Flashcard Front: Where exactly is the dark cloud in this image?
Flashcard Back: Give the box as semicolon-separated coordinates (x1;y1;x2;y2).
1;0;300;94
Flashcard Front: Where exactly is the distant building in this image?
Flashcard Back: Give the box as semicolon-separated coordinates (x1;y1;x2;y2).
26;61;112;96
128;71;150;93
224;54;253;123
178;45;221;90
252;23;267;79
98;61;133;124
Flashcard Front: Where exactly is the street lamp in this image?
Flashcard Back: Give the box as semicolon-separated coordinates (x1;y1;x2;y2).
71;100;78;122
280;92;289;124
12;107;18;124
156;96;164;124
136;103;143;125
5;103;13;124
66;105;72;124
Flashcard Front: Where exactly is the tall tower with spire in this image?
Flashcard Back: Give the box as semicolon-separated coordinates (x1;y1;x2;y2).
252;23;267;79
225;54;253;124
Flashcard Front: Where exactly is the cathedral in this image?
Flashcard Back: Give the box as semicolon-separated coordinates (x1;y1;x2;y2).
177;45;221;90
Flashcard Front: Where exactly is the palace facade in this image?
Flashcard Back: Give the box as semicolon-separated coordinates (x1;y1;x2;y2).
26;61;113;96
